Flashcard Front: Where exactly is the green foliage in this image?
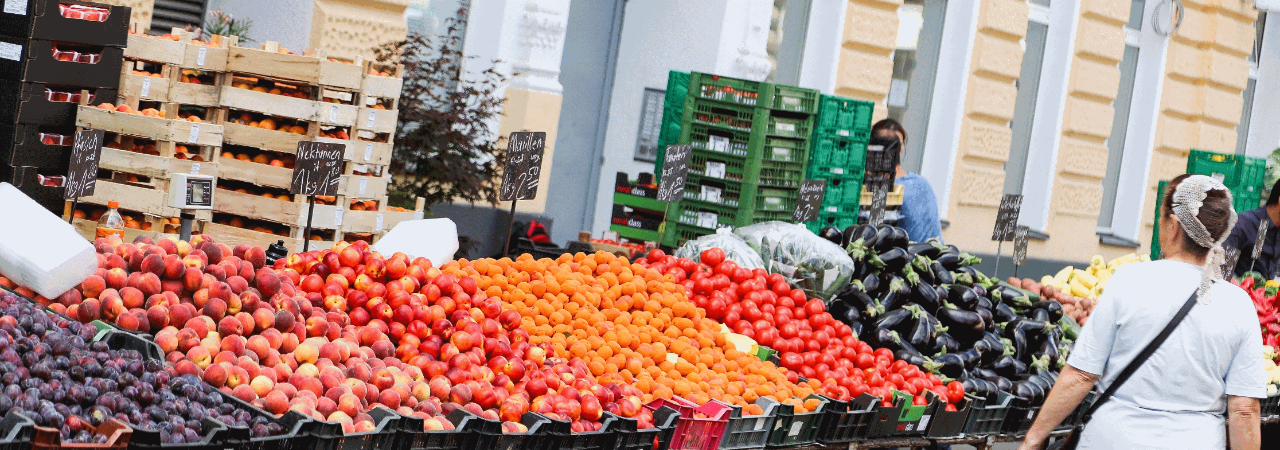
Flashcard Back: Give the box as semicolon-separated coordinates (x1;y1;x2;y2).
194;9;254;43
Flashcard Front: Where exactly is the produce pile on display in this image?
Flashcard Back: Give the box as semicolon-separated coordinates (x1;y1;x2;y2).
1007;253;1147;326
1233;274;1280;351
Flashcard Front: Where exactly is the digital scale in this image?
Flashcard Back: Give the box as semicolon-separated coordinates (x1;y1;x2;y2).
167;173;215;240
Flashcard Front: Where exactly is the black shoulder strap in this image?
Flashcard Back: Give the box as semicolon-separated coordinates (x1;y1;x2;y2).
1082;290;1199;421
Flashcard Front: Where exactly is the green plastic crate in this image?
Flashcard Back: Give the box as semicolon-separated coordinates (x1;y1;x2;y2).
1233;155;1267;196
763;396;828;447
766;114;813;139
690;148;749;183
1187;149;1241;185
684;122;754;157
755;187;796;212
765;85;820;115
685;173;745;208
690;72;765;108
611;224;662;243
815;95;874;141
807;135;867;175
805;211;859;234
758;160;806;188
665;70;690;109
1235;189;1262;213
817;175;863;208
655;71;691;171
762;136;808;164
685;97;758;133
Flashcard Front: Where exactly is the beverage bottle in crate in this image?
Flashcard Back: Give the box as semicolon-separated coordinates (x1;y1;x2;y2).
96;201;125;239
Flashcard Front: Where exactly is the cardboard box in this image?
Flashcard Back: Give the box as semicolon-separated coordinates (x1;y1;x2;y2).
0;0;130;47
0;36;124;88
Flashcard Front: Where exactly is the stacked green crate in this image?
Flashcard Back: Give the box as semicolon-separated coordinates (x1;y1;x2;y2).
654;71;691;170
803;95;875;234
1185;149;1267;213
659;72;820;247
1151;180;1169;261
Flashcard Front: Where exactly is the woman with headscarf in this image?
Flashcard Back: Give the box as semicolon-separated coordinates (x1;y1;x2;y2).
1018;174;1266;450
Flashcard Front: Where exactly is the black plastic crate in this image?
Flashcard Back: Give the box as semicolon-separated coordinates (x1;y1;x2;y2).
124;417;248;450
0;123;77;169
510;238;566;261
1000;398;1040;435
0;79;117;125
560;414;626;450
310;407;401;450
0;0;130;47
921;393;970;439
0;411;36;450
865;391;934;438
399;409;499;450
1262;393;1280;419
615;172;659;199
614;406;679;450
763;396;825;447
494;413;569;450
962;392;1012;436
0;36;125;88
814;394;876;445
717;400;776;450
0;164;67;216
611;204;663;231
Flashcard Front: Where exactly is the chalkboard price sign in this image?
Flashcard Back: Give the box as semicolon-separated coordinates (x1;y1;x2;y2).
991;194;1024;241
1013;226;1029;266
1223;246;1241;279
792;179;825;223
656;145;692;202
867;180;889;226
65;129;104;199
290;141;345;196
1253;220;1268;260
500;131;548;201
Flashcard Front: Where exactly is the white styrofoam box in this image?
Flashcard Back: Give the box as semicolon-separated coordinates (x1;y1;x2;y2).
0;183;97;299
372;219;459;266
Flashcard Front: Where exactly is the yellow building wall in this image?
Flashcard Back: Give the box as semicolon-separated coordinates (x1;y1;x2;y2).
310;0;409;61
938;0;1027;255
1136;0;1256;257
835;0;901;122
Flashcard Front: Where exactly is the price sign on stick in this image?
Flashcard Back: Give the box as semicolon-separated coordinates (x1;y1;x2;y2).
290;141;345;196
656;145;692;202
991;194;1024;241
1253;220;1268;260
868;181;889;226
499;132;548;201
1013;226;1030;266
64;129;104;199
792;179;825;223
1223;247;1241;279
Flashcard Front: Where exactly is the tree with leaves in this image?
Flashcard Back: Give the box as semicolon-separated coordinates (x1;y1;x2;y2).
376;12;508;209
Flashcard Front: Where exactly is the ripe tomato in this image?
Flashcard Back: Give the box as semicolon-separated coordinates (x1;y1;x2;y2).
700;248;725;266
945;381;966;404
781;353;803;370
854;354;875;369
912;394;928;406
771;281;791;297
647;249;665;260
731;267;751;283
805;299;825;316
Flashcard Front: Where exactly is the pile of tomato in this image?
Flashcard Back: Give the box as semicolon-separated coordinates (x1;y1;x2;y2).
637;248;964;409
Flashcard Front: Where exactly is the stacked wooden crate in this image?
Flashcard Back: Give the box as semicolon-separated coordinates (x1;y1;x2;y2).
66;26;231;239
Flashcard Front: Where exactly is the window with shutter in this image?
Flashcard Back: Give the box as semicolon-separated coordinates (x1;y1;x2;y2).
151;0;207;35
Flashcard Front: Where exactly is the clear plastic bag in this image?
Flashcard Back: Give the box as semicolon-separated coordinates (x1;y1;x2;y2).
674;229;766;270
735;222;856;300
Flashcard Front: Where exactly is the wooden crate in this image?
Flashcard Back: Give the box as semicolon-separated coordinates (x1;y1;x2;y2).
336;174;389;200
71;217;179;242
76;106;223;147
360;61;404;100
226;42;323;85
314;137;392;165
355;107;397;134
99;146;221;180
213;188;341;230
122;31;232;71
201;222;299;250
220;122;310;154
316;101;360;127
217;157;294;190
319;58;363;91
118;69;223;108
219;86;319;122
344;197;423;233
78;179;212;220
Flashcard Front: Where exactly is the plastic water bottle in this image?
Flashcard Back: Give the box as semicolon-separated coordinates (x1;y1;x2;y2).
96;201;125;239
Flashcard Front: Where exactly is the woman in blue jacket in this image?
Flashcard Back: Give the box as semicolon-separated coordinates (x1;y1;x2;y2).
871;119;942;242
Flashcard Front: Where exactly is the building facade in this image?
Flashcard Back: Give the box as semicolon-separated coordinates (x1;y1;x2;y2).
476;0;1273;268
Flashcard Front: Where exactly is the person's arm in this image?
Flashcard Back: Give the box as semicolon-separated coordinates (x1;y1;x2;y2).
1227;395;1261;450
1018;365;1098;450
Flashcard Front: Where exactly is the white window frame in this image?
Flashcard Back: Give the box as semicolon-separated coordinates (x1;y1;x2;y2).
797;0;848;93
1100;1;1171;242
1015;1;1078;233
1246;12;1279;158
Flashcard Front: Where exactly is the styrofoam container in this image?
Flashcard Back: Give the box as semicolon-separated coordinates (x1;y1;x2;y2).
0;182;95;298
373;218;459;265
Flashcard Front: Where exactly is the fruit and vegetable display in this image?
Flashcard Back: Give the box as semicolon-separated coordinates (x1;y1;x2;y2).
1008;254;1147;325
0;288;284;444
815;224;1075;409
1233;273;1280;350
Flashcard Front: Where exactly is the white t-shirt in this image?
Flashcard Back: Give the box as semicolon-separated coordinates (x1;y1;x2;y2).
1068;260;1266;450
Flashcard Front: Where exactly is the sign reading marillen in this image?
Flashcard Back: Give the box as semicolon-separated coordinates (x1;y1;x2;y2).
656;145;692;202
500;132;548;201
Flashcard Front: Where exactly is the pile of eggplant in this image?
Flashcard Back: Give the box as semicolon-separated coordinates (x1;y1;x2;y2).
820;224;1079;407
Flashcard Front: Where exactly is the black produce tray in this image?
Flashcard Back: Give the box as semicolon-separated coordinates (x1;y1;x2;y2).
0;164;67;215
962;392;1012;436
493;413;569;450
814;393;877;445
0;36;125;88
718;400;776;450
0;123;76;169
611;204;663;231
0;0;130;47
1000;398;1040;435
400;409;500;450
0;79;117;125
0;411;36;450
614;172;659;199
557;413;623;450
309;406;401;450
922;394;971;439
613;406;678;450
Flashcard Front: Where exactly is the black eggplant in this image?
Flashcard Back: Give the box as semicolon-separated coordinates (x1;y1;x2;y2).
912;256;935;285
934;333;960;354
976;307;994;331
819;227;843;245
907;308;938;350
896;349;928;367
916;238;949;259
961;379;983;400
838;282;883;317
870;226;894;252
872;248;910;272
947;285;981;310
1040;334;1062;367
887;227;910;250
1030;301;1064;322
993;303;1018;323
991;376;1013;393
972;335;999;357
991;284;1035;309
910;281;941;312
925;353;967;379
1009;327;1028;361
991;355;1026;378
977;297;993;311
972;284;987;298
980;333;1005;365
929;262;954;285
828;300;861;326
936;253;963;271
974;368;999;380
862;272;881;294
875;308;913;331
958;348;982;369
1011;319;1055;338
938;307;985;335
908;242;939;260
841;224;869;249
1030;308;1050;323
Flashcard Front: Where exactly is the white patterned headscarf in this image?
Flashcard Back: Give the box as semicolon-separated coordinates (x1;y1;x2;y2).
1170;175;1237;304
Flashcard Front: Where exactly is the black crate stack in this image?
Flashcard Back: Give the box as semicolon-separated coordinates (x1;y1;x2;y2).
1;0;129;214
